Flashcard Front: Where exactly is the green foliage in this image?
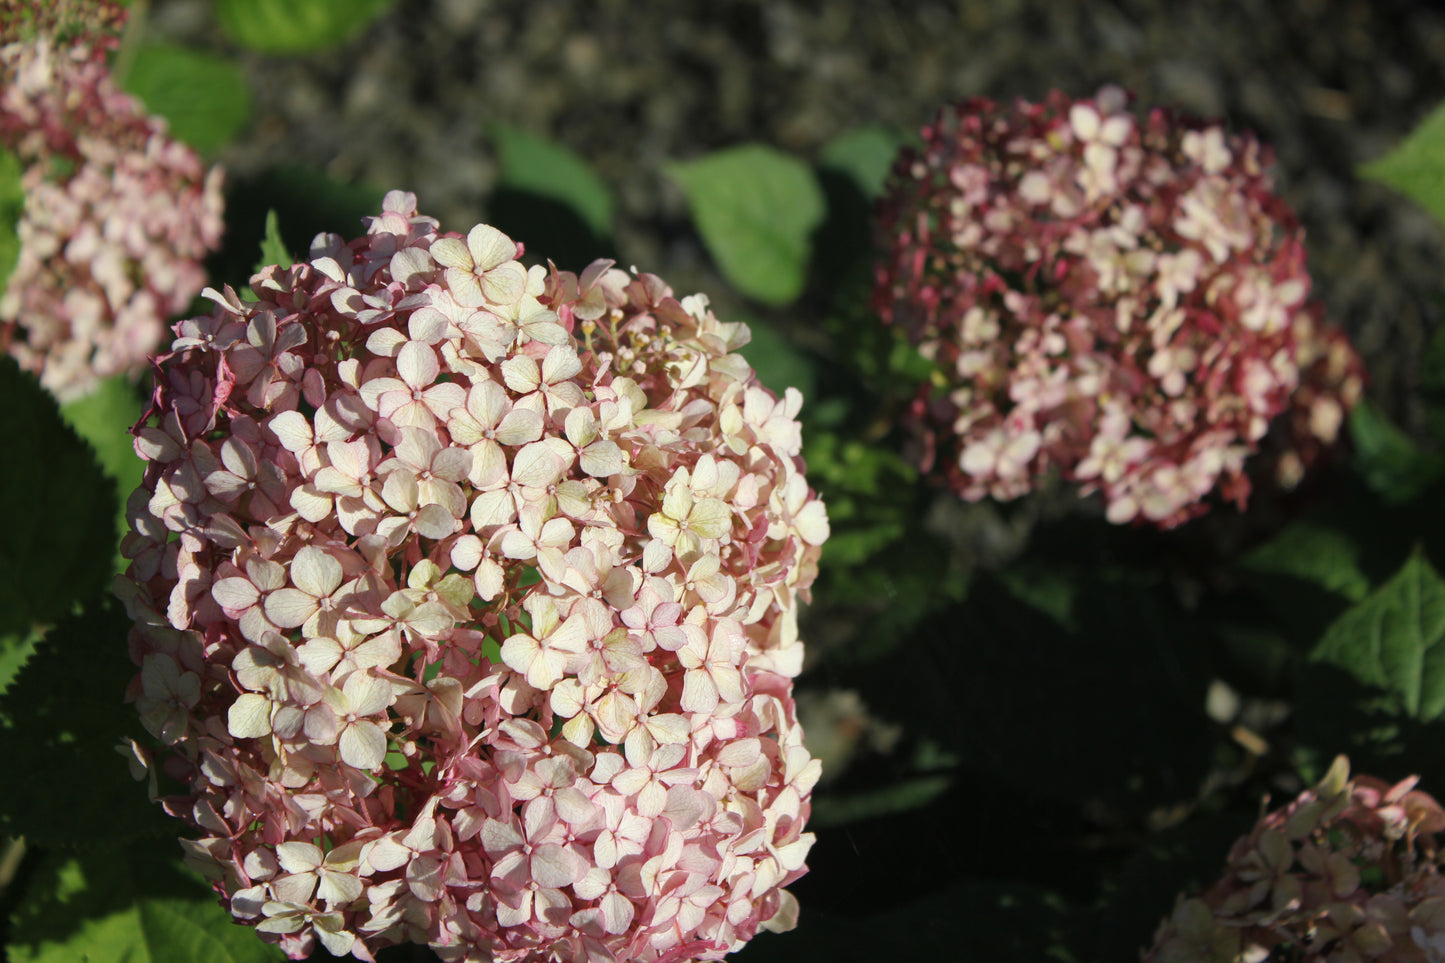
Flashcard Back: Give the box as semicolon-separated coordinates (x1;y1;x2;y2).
256;209;294;271
0;630;38;698
1309;548;1445;721
7;842;282;963
120;43;251;155
1348;398;1445;503
489;124;616;240
0;360;117;639
1239;521;1371;603
738;314;816;401
59;375;145;567
666;145;825;305
0;604;169;845
0;147;23;302
215;0;395;54
817;125;903;200
1360;100;1445;227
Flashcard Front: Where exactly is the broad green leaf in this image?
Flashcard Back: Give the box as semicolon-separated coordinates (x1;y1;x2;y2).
0;359;117;638
1310;549;1445;720
215;0;395;54
818;124;903;200
666;145;825;305
61;375;144;569
809;774;952;828
1360;100;1445;227
121;43;250;155
489;124;615;240
0;629;38;698
0;147;23;302
256;209;294;271
8;842;283;963
1239;521;1371;602
0;604;169;844
1349;398;1445;504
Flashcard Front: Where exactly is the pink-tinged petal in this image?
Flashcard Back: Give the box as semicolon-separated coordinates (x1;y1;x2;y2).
688;498;732;539
794;499;830;545
480;261;527;305
469;440;507;489
345;672;393;716
390;247;433;286
265;588;319;629
397;341;439;390
365;327;408;358
526;647;569;690
415;503;459;539
275;842;323;874
496;408;543;446
471;489;514;528
572;866;609;901
512;442;566;488
381;470;419;513
542;345;583;383
501;357;541;394
467;224;516;271
339;721;387;769
290;546;343;598
712;664;745;703
432;448;473;482
407;855;445;902
681;670;719;714
211;577;259;611
429;236;473;270
357;376;405;412
531;843;584;889
421;382;466;421
268;411;313;453
362;835;411;873
445;268;486;308
580;440;624;477
599;891;635;935
500;633;540;676
227;693;272;738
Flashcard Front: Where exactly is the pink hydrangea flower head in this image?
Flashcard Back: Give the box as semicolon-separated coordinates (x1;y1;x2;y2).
1145;756;1445;962
0;0;224;400
873;88;1364;527
117;192;828;962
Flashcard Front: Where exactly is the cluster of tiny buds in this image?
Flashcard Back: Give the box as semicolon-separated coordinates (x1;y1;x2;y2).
118;191;827;962
0;0;223;401
1146;757;1445;963
873;87;1363;528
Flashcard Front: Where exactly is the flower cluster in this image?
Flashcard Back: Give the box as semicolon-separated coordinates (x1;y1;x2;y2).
1146;757;1445;962
0;0;224;401
872;88;1363;527
117;191;828;962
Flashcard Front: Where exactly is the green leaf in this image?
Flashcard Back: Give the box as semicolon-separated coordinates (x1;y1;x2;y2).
0;359;117;638
121;43;250;155
60;375;145;569
0;147;24;302
489;124;615;240
0;604;170;845
1239;521;1371;603
0;629;39;698
256;209;294;272
1310;549;1445;721
1360;100;1445;227
215;0;395;54
818;124;903;200
1349;398;1445;504
666;145;825;305
8;842;283;963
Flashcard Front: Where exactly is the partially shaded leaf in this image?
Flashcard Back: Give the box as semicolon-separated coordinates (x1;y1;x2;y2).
0;359;117;637
1349;398;1445;504
818;124;903;200
1310;549;1445;720
0;604;169;845
1360;100;1445;227
8;841;282;963
121;43;250;155
489;124;615;240
215;0;395;54
256;209;294;272
0;147;23;302
666;145;825;305
1239;521;1370;603
60;374;145;569
738;314;816;400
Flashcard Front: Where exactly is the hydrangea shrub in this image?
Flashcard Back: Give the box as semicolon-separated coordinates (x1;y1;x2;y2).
873;88;1364;527
116;192;828;962
1146;757;1445;962
0;0;224;400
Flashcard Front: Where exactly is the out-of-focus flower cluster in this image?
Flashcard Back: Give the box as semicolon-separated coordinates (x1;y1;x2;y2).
117;191;828;962
0;0;223;401
1146;757;1445;962
873;88;1364;528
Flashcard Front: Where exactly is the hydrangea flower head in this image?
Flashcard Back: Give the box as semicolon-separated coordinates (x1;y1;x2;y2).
873;88;1364;527
0;0;224;400
117;192;827;962
1146;757;1445;962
